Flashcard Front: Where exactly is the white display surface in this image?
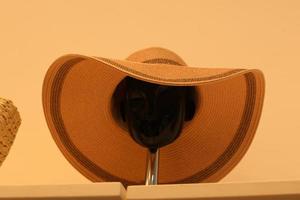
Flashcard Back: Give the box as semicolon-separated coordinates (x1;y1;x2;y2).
127;181;300;200
0;181;299;200
0;182;125;200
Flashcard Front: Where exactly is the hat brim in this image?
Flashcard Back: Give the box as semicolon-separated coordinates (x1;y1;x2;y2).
42;54;265;186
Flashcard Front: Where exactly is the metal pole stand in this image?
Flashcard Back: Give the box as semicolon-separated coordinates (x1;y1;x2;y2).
145;148;160;185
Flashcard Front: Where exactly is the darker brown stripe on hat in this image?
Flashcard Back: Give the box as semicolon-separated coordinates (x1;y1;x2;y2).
50;57;257;187
169;73;256;183
142;58;183;66
49;58;138;187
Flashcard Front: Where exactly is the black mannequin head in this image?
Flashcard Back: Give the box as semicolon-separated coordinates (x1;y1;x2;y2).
113;77;196;152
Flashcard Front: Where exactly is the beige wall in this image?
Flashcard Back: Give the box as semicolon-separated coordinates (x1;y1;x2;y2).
0;0;299;185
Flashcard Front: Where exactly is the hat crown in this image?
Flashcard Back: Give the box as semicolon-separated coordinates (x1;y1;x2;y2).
126;47;187;66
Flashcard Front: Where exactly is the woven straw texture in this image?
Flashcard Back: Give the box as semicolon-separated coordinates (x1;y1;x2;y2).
0;98;21;166
43;47;265;186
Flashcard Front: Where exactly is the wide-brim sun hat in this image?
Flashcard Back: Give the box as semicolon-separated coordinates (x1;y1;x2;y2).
0;98;21;166
42;47;265;187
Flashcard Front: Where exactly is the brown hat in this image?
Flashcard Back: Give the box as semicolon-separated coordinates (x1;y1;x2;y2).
0;98;21;166
42;47;265;187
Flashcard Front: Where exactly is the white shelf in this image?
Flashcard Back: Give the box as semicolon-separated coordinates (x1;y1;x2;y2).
0;181;299;199
0;182;125;200
127;180;300;200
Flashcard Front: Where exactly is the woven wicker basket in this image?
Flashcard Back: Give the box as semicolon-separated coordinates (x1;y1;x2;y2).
0;98;21;166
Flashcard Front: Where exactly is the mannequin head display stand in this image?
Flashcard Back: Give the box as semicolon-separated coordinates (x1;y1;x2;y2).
115;76;196;185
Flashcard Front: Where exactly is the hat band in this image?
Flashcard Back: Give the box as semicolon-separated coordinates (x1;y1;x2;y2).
142;58;183;66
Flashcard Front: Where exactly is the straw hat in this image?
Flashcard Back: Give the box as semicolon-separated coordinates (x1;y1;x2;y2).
0;98;21;166
42;47;265;186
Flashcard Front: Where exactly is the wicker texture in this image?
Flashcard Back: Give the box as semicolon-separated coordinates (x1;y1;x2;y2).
0;98;21;166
